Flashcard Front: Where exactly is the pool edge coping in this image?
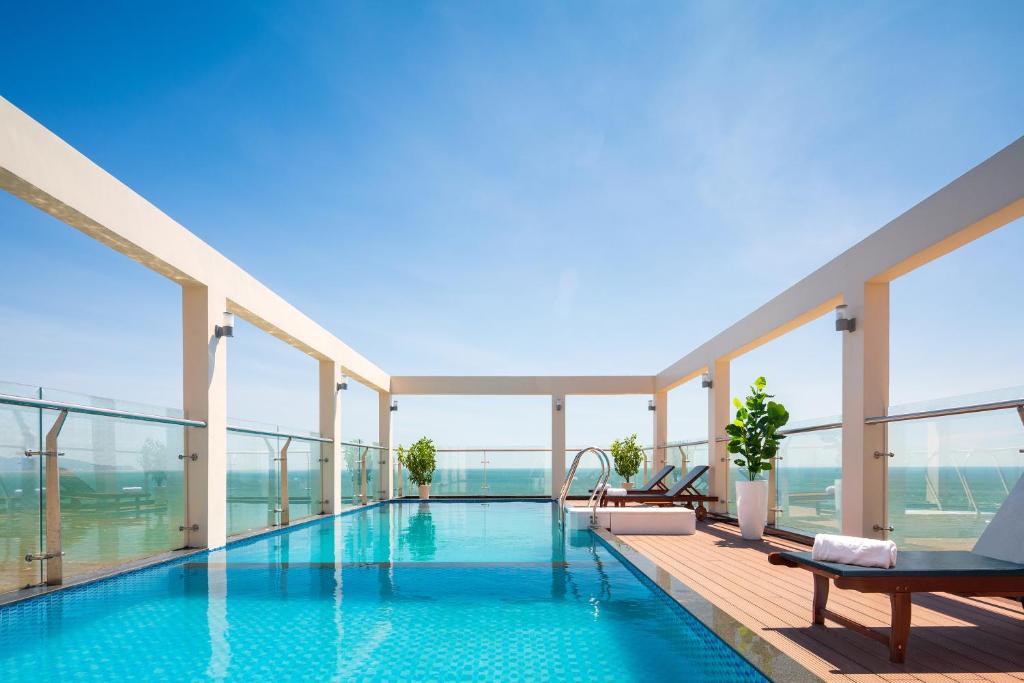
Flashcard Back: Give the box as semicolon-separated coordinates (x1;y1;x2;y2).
591;527;824;683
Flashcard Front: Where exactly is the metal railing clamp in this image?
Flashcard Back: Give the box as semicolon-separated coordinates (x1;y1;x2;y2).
873;524;894;532
24;449;64;457
179;523;199;532
25;552;64;562
178;453;198;461
873;451;895;459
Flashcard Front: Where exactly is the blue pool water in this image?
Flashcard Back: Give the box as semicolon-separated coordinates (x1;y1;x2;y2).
0;502;766;682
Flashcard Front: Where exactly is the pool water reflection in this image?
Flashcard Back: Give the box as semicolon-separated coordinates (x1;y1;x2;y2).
0;502;766;682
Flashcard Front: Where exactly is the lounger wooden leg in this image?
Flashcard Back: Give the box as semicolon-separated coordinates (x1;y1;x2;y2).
812;575;830;625
889;593;912;663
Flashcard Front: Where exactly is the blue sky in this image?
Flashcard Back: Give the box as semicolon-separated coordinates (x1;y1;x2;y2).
1;1;1022;448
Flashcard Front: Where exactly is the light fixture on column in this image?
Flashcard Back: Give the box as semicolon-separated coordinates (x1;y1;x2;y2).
834;304;856;332
555;398;563;412
647;399;656;411
337;376;348;392
390;400;398;412
701;372;712;389
215;312;235;338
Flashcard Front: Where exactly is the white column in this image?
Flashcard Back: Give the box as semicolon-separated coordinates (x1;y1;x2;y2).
841;282;890;538
550;395;566;498
707;359;731;514
377;392;393;499
319;360;342;514
182;285;228;549
652;389;668;471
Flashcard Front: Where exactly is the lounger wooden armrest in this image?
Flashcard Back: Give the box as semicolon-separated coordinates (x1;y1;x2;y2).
769;550;1024;663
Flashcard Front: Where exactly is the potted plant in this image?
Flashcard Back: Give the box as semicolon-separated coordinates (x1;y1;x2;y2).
725;376;789;540
610;433;645;490
401;437;437;500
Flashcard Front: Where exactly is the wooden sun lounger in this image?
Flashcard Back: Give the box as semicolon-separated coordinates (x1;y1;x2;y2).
602;465;719;520
768;549;1024;663
589;464;675;496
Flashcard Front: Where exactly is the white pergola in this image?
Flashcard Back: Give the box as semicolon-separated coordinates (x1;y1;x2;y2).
2;94;1023;548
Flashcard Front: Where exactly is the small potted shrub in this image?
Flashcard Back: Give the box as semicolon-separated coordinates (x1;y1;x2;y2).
610;433;644;490
401;437;437;500
725;376;789;540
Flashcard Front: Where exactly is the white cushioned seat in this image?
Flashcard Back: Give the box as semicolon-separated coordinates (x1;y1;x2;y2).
609;507;696;535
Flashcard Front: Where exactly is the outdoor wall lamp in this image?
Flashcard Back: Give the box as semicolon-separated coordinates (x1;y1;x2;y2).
648;399;656;411
215;312;235;338
337;376;348;392
701;372;712;389
834;304;856;332
390;400;398;412
555;398;563;412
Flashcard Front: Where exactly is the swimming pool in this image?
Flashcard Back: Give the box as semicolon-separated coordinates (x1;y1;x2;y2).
0;501;767;681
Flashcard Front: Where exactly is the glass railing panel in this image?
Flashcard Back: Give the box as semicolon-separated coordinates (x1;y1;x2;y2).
726;457;741;516
340;441;382;503
286;440;321;521
480;451;549;496
0;395;42;593
663;443;709;490
886;407;1023;550
340;442;363;504
54;409;185;580
365;443;382;502
397;449;551;497
420;450;470;496
227;431;280;536
773;428;842;535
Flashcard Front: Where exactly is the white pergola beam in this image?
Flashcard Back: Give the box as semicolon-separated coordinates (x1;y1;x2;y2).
656;136;1024;391
0;96;389;391
390;375;655;396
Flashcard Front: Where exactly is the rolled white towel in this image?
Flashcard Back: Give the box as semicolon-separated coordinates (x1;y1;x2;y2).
604;487;628;497
812;533;897;569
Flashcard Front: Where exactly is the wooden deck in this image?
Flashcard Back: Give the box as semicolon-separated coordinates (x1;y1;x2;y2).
618;523;1024;683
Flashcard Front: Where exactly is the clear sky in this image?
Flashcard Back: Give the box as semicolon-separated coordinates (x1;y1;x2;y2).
1;1;1022;448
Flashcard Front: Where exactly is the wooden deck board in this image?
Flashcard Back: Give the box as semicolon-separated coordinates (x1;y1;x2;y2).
616;523;1024;683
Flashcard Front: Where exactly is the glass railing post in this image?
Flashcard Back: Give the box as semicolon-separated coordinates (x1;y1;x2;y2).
25;409;68;585
396;457;403;498
360;447;368;505
278;437;291;526
767;453;779;527
481;451;489;495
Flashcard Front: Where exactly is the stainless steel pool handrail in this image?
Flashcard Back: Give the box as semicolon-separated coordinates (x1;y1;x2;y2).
558;447;611;526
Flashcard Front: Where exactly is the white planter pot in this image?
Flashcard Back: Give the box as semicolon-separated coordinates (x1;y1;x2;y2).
622;482;634;491
418;484;430;500
735;479;768;540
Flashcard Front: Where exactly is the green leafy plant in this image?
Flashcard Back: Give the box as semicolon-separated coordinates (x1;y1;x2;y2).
725;376;790;481
610;433;645;483
400;437;437;486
